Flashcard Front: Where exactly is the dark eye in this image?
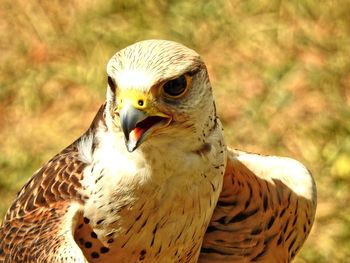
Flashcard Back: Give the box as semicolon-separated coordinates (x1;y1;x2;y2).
162;75;189;98
108;76;116;93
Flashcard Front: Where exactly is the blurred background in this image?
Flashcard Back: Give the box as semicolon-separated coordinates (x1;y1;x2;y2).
0;0;349;262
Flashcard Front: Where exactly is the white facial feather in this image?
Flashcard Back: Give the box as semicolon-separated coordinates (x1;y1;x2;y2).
77;133;94;164
116;69;156;92
107;40;202;85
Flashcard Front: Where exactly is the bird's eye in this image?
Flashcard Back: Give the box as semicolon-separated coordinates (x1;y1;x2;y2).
162;74;190;98
108;76;116;93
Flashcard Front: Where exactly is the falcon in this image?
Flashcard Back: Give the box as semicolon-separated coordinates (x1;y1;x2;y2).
0;40;316;263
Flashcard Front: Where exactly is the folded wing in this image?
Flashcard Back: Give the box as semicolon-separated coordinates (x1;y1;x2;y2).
0;144;88;263
199;148;317;263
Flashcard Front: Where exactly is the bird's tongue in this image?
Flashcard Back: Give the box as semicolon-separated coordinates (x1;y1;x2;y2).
129;127;145;143
126;116;168;152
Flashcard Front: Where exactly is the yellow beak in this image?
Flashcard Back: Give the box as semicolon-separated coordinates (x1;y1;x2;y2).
117;90;171;152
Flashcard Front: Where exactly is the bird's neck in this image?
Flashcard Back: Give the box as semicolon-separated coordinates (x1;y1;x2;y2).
75;104;226;261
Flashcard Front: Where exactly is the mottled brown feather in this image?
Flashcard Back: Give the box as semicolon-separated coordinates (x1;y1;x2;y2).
0;142;87;262
199;150;316;263
0;105;107;262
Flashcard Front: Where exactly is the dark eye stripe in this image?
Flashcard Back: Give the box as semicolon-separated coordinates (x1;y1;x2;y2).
108;76;116;93
163;75;187;97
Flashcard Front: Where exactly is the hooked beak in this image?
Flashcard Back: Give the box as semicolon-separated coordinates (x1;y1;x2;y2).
119;104;171;152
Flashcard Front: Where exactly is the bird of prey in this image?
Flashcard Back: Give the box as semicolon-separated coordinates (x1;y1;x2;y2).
0;40;316;263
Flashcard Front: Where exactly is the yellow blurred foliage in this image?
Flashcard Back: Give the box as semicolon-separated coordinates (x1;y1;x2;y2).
1;0;350;262
331;153;350;179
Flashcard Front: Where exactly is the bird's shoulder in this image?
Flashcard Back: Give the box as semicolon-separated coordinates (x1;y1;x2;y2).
3;104;108;223
228;148;316;202
4;142;87;223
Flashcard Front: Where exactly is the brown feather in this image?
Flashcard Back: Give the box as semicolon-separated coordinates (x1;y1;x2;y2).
0;105;107;262
199;149;316;263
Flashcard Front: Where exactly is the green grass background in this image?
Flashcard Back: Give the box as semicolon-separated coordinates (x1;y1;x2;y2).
1;0;350;262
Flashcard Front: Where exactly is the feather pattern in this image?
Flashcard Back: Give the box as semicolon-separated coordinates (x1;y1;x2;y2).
0;142;87;262
199;149;316;262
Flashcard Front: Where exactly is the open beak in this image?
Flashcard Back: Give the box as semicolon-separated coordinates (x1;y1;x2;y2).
119;104;171;152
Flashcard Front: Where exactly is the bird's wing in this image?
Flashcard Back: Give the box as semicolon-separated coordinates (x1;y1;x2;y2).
199;148;317;263
0;143;88;263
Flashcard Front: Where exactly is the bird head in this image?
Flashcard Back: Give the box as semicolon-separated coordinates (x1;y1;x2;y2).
105;40;216;152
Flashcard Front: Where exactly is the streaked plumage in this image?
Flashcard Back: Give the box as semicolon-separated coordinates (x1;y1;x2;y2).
0;40;316;263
